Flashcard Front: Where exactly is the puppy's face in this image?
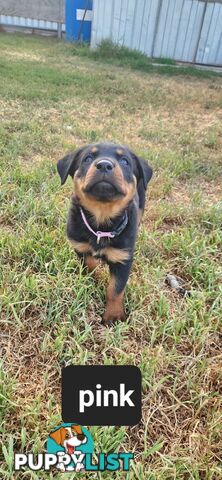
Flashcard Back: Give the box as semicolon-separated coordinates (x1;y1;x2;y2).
50;425;87;455
57;143;152;222
74;144;136;202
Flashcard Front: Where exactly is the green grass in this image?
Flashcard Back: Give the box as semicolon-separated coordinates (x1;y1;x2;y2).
0;33;222;479
71;40;221;79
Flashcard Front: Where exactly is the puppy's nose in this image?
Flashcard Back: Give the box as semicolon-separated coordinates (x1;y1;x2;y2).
96;159;114;173
77;434;85;441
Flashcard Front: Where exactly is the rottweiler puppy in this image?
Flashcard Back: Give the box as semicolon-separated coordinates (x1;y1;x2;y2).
57;143;152;325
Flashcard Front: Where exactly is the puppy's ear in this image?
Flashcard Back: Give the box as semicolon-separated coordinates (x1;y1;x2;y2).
72;425;83;435
132;153;153;190
49;428;62;446
57;147;84;185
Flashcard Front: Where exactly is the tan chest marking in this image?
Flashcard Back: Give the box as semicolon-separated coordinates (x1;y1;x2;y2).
70;240;92;254
70;240;130;264
99;247;130;264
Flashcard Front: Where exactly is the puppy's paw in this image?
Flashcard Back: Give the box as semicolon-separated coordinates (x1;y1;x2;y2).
102;309;127;326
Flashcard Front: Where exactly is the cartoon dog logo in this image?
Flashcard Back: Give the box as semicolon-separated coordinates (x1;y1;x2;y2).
46;423;94;472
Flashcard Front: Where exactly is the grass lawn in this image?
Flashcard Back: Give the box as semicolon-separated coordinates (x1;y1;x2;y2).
0;33;222;479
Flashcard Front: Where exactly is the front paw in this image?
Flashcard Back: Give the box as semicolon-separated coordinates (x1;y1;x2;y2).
102;308;127;326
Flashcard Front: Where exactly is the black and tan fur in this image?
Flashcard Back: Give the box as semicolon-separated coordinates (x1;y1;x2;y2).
57;143;152;325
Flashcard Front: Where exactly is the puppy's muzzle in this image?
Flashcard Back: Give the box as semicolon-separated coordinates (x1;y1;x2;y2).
84;158;124;199
96;159;114;173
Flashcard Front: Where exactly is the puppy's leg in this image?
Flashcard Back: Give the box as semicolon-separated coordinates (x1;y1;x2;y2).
76;251;100;281
102;261;132;325
75;251;99;272
84;254;100;273
138;208;143;226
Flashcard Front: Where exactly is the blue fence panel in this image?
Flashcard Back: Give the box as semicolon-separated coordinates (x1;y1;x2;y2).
66;0;93;42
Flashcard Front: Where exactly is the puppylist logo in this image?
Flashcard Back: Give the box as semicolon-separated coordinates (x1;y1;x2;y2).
14;423;134;472
14;365;141;473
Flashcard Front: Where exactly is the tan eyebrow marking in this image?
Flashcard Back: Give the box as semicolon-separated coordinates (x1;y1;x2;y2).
91;146;98;153
116;148;124;156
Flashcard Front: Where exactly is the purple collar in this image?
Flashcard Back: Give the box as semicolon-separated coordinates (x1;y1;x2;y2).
80;207;128;244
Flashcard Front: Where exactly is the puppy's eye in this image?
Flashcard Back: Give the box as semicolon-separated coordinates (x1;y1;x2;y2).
84;155;93;163
119;157;129;166
65;433;69;439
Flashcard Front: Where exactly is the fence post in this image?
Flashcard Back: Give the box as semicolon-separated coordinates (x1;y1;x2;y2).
150;0;163;58
57;22;62;38
192;0;208;63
